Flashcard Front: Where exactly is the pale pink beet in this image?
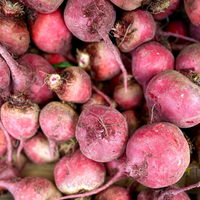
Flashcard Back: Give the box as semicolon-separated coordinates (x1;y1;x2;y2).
45;67;92;103
77;40;121;81
132;41;175;92
184;0;200;26
94;185;131;200
125;122;190;188
145;70;200;128
1;92;40;168
54;149;106;195
18;0;64;13
175;43;200;72
75;104;128;162
0;0;30;56
0;177;62;200
29;8;73;56
23;131;59;164
113;9;156;53
39;101;79;157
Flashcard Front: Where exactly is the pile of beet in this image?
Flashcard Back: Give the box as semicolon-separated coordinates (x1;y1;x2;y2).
1;0;200;199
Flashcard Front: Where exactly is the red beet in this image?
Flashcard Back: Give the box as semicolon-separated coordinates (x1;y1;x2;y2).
112;9;156;53
0;44;57;105
45;66;92;103
29;8;73;57
77;40;121;81
0;0;30;56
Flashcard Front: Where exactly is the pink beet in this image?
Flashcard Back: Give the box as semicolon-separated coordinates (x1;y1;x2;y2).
29;8;73;57
113;76;144;111
77;40;121;81
145;70;200;128
94;185;131;200
0;177;62;200
39;101;79;157
45;66;92;103
0;44;57;105
54;149;106;195
0;0;30;56
75;104;128;162
132;41;175;92
112;9;156;53
176;43;200;73
1;92;40;168
23;131;59;164
124;122;190;188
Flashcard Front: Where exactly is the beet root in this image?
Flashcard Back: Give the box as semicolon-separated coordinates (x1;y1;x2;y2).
75;104;128;162
124;122;190;188
54;149;106;195
45;66;92;103
0;177;62;200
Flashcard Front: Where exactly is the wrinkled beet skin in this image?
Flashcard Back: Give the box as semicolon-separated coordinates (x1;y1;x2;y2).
76;104;128;162
18;0;64;13
54;149;106;195
145;70;200;128
64;0;116;42
125;122;190;188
